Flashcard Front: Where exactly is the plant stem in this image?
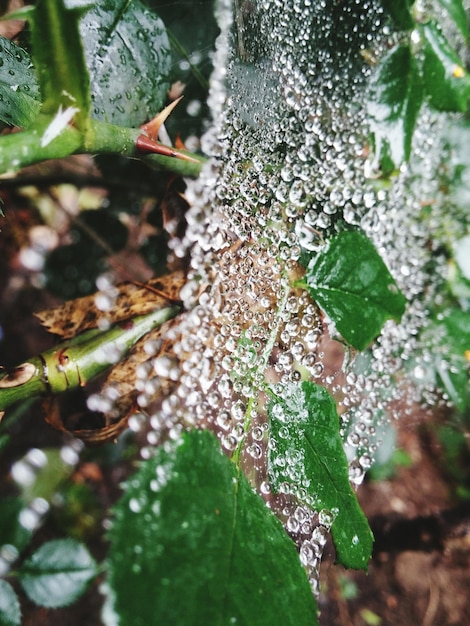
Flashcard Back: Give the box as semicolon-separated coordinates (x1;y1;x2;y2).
0;115;206;178
89;120;206;177
0;116;83;173
0;306;180;412
231;276;291;466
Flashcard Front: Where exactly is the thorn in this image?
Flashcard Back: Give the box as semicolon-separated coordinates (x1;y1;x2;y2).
174;133;186;151
140;96;184;140
135;134;200;164
136;134;178;158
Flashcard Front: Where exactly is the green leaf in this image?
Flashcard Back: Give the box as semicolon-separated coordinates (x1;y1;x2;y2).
106;430;318;626
268;382;373;570
0;580;21;626
368;45;423;169
379;0;415;30
26;0;91;128
80;0;171;127
299;231;407;351
0;36;41;127
436;0;469;41
18;539;97;608
421;21;470;112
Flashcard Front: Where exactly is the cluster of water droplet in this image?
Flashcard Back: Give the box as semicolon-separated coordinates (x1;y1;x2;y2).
131;0;463;590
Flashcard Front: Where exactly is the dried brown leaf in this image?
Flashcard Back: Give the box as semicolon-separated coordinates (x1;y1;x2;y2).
101;320;179;408
35;271;186;338
44;395;131;445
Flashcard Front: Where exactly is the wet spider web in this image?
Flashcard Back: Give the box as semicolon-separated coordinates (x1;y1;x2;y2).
122;0;465;590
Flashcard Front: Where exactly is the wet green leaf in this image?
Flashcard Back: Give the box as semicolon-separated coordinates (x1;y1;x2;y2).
0;36;41;128
18;539;97;608
436;0;469;41
107;430;318;626
368;45;423;170
268;382;373;570
80;0;171;126
0;580;21;626
25;0;91;129
379;0;415;30
299;231;407;350
421;21;470;112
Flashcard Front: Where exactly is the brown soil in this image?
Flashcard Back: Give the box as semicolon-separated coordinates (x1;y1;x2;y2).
319;411;470;626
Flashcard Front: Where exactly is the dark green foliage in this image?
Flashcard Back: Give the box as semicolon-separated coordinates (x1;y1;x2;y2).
369;1;470;170
436;0;469;40
44;209;127;299
430;309;470;412
379;0;415;30
421;21;470;112
368;45;423;171
27;0;90;128
0;496;32;553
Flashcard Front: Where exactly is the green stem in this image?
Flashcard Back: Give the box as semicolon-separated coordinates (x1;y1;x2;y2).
0;115;206;178
89;119;206;177
0;306;180;412
231;276;291;466
0;115;83;172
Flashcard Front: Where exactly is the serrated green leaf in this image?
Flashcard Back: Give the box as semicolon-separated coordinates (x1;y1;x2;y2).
80;0;171;127
18;539;97;608
436;0;469;41
421;21;470;112
106;430;318;626
27;0;91;129
0;580;21;626
268;382;373;570
379;0;415;30
368;44;423;169
0;36;41;128
299;231;407;351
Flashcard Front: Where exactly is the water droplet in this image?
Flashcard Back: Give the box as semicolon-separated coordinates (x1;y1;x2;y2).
129;498;142;513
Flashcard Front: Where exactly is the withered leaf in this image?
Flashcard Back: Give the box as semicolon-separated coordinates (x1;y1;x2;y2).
35;271;186;339
44;396;132;445
106;315;181;397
